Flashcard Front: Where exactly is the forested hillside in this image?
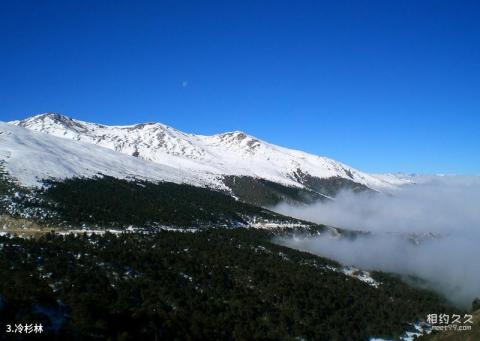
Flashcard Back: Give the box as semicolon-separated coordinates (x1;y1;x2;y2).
1;175;315;230
0;229;460;340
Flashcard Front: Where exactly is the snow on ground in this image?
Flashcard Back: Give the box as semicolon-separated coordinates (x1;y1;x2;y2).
371;173;415;187
9;113;412;191
0;122;224;189
341;266;381;288
325;265;381;288
370;321;432;341
400;321;432;341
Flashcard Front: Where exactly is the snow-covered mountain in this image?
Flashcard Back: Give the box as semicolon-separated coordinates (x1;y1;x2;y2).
9;113;412;193
0;122;223;188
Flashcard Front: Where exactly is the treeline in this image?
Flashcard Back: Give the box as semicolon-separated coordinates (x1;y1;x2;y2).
3;176;308;229
223;175;324;206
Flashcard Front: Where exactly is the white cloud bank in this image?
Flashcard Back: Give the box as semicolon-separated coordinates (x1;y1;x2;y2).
273;176;480;308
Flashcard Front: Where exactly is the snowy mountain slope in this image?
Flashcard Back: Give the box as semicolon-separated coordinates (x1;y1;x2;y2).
0;122;223;188
370;173;416;187
10;113;412;191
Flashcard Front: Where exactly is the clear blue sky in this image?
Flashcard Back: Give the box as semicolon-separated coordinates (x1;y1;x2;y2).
1;0;479;174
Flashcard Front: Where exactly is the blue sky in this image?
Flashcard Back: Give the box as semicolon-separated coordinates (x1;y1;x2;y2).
1;0;479;174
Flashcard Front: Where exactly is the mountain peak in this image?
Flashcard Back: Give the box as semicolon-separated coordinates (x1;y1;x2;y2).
13;112;75;126
225;130;248;137
30;112;72;122
6;113;413;191
12;113;94;135
214;130;260;143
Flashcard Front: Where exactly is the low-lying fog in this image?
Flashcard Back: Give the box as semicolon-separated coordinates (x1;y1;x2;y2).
273;176;480;308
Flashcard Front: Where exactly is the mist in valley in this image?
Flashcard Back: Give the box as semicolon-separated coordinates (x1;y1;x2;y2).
273;176;480;308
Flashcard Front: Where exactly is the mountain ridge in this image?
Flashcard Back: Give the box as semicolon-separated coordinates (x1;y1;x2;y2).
9;113;413;194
